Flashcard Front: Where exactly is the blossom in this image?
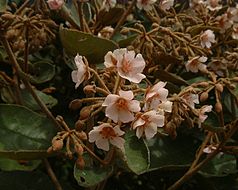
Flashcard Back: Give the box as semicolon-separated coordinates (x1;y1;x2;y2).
215;14;233;33
102;0;117;11
71;54;90;89
200;30;216;48
102;90;141;123
198;105;213;127
206;0;222;11
227;6;238;22
160;0;174;11
89;123;125;151
232;24;238;40
144;81;169;111
47;0;64;10
136;0;156;11
132;110;165;140
104;48;127;68
158;100;173;113
181;93;199;109
203;145;217;153
185;56;208;73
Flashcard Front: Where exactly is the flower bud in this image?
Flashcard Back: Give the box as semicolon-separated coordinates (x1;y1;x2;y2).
47;146;54;154
74;144;84;156
83;85;96;95
76;156;85;170
1;13;15;20
229;84;236;90
52;139;64;151
215;83;223;93
197;82;210;87
75;120;85;131
77;131;87;140
152;22;160;29
79;106;92;120
215;102;222;113
232;77;238;82
200;92;209;102
69;99;82;110
120;27;130;35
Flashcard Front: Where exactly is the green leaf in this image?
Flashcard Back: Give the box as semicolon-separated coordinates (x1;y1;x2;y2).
123;130;150;174
97;7;124;26
0;157;41;171
0;0;7;12
30;61;56;84
146;136;198;172
200;154;237;177
74;155;113;187
0;104;57;160
59;26;118;64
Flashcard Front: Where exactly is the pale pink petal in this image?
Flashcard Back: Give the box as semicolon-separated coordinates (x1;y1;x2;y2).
198;56;208;63
136;127;144;139
88;130;100;142
102;94;119;106
159;101;173;113
104;51;115;68
126;73;146;83
133;118;146;129
119;90;134;100
110;137;125;151
128;100;141;112
105;104;119;122
144;123;158;140
113;125;125;136
118;110;135;123
96;138;110;151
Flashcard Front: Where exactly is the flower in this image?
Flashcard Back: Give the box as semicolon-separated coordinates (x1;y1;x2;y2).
215;14;233;33
104;48;127;68
232;24;238;40
181;93;199;109
203;145;217;153
144;81;169;111
136;0;156;11
200;30;216;48
117;50;146;83
198;105;213;127
89;123;125;151
185;56;208;73
132;110;165;139
47;0;64;10
206;0;222;11
102;0;117;11
102;90;141;123
71;54;90;89
158;100;173;113
160;0;174;11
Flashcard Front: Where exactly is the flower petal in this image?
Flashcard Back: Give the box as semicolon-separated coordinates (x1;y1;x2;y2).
96;138;110;151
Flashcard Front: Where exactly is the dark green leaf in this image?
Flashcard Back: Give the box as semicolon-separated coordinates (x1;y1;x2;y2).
59;26;118;64
97;7;124;26
0;104;57;160
0;0;7;12
123;131;150;174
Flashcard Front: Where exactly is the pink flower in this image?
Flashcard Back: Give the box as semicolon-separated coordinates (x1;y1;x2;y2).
88;123;125;151
181;93;199;109
104;48;127;68
136;0;156;11
102;90;141;123
206;0;222;11
200;30;216;48
132;110;165;140
198;105;213;127
215;14;233;33
117;50;146;83
144;81;169;111
203;145;217;153
71;54;90;89
47;0;64;10
158;100;173;113
102;0;117;11
185;56;208;73
160;0;174;10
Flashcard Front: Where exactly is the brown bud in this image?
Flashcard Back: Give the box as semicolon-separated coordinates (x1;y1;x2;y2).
77;131;87;140
75;120;85;131
1;13;15;20
52;139;64;151
232;77;238;82
5;29;16;39
197;82;209;87
47;146;54;154
152;22;160;29
229;84;236;90
83;85;96;95
200;92;209;102
75;144;84;156
215;83;223;93
76;156;85;170
215;102;222;113
69;99;82;110
120;27;130;35
79;106;92;120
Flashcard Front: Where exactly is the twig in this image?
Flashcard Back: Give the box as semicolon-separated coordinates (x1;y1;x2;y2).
43;159;63;190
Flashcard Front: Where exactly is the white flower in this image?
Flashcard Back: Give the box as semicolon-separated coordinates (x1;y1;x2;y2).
186;56;208;73
198;105;213;127
160;0;174;11
47;0;64;10
144;81;169;111
215;14;233;33
132;110;165;140
158;100;173;113
232;24;238;40
136;0;156;11
102;0;117;11
181;93;199;109
71;54;90;89
206;0;222;11
200;30;216;48
102;90;141;123
89;123;125;151
203;145;217;153
104;48;127;68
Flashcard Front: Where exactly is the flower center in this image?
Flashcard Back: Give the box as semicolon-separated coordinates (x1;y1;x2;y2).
141;0;149;5
100;127;117;139
121;56;132;73
210;0;218;8
110;55;118;66
201;33;209;42
116;98;128;110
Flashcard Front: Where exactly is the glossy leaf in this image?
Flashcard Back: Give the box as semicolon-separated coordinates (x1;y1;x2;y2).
59;26;118;64
0;104;56;160
123;130;150;174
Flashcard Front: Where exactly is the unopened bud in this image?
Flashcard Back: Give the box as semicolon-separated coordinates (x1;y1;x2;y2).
75;120;85;131
215;102;222;113
69;99;82;110
134;23;144;31
232;77;238;82
6;29;16;39
79;106;92;120
47;146;54;154
75;144;84;156
152;22;160;29
215;83;223;93
198;82;209;87
52;139;64;151
83;85;96;95
229;84;236;90
77;131;87;140
1;13;15;20
120;27;130;35
76;156;85;170
200;92;209;102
